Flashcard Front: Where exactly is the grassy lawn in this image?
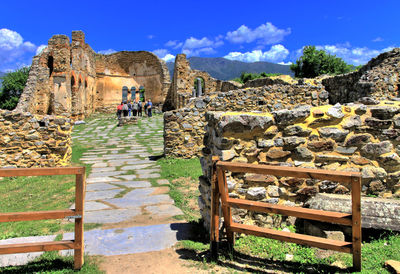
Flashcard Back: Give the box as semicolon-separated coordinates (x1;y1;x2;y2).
158;157;203;221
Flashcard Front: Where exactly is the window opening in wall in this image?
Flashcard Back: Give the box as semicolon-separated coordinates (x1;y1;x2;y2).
194;77;205;97
78;79;82;88
397;84;400;97
47;56;54;77
71;75;75;88
122;86;128;102
258;101;265;106
85;80;88;89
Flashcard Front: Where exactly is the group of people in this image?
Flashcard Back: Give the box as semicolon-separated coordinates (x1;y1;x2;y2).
117;99;153;118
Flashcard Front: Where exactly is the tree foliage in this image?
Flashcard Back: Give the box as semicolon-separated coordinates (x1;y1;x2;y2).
232;72;282;84
290;46;353;78
0;67;30;110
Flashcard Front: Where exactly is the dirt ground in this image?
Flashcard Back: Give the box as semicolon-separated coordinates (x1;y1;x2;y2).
97;247;210;274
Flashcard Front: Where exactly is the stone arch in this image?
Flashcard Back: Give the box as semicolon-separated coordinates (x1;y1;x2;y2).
95;51;170;105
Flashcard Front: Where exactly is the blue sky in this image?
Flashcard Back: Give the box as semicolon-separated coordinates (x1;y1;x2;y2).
0;0;399;71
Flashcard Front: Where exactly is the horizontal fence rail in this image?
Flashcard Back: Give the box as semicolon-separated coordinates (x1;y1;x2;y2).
210;157;362;271
0;167;86;270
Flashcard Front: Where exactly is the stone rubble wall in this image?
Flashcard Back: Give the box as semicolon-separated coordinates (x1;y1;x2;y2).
323;48;400;104
164;84;328;158
198;103;400;230
0;110;73;168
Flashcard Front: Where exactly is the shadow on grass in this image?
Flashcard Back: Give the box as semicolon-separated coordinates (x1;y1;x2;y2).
148;153;165;161
0;258;73;274
176;242;352;274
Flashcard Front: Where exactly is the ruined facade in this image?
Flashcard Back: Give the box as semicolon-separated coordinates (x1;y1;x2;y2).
163;54;222;111
16;31;170;119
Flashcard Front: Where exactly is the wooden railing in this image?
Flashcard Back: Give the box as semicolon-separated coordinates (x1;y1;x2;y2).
0;167;86;270
210;157;362;271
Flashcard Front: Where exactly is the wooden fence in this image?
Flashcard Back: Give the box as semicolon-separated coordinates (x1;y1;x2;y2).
210;157;362;271
0;167;86;270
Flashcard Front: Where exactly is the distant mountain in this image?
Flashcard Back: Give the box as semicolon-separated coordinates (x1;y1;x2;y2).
166;57;293;81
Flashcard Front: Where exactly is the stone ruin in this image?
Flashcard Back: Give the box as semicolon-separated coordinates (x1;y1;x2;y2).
16;30;171;119
161;48;400;235
1;29;400;236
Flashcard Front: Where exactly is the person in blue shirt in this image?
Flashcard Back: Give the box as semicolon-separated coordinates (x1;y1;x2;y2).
146;99;153;117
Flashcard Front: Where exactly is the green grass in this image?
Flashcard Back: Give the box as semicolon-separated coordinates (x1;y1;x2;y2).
0;252;103;273
0;175;76;239
157;157;203;222
158;158;203;181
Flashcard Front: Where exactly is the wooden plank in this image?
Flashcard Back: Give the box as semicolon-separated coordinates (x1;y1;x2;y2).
0;240;76;254
0;167;85;177
351;176;362;271
74;172;85;270
0;209;79;223
227;198;352;226
217;161;360;183
230;223;352;253
210;156;220;259
222;170;234;245
216;167;234;244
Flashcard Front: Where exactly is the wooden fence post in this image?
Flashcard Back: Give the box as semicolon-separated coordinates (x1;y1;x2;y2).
210;156;220;260
74;171;85;270
352;176;362;272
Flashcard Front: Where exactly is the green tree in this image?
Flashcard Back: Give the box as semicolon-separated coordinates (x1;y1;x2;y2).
0;67;30;110
290;46;353;78
232;72;282;84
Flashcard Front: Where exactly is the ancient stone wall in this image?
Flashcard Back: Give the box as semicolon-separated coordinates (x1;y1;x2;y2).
322;48;400;104
198;103;400;230
0;110;73;168
163;54;221;110
15;31;169;119
164;84;328;158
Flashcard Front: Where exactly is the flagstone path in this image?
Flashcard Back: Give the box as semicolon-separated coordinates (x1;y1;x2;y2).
65;115;186;256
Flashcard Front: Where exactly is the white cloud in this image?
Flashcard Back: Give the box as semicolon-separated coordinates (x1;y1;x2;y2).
153;49;175;62
183;37;214;49
313;44;395;65
278;61;292;65
372;37;384;42
224;44;289;63
36;44;47;55
147;34;155;39
0;28;37;71
181;36;223;57
226;22;291;45
162;54;175;62
98;49;117;55
165;40;183;49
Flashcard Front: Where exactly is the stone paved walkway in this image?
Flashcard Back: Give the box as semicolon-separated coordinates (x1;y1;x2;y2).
67;115;185;256
1;115;189;266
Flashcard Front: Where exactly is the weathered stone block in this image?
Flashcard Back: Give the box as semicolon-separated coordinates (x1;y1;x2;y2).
318;127;349;142
246;187;266;200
